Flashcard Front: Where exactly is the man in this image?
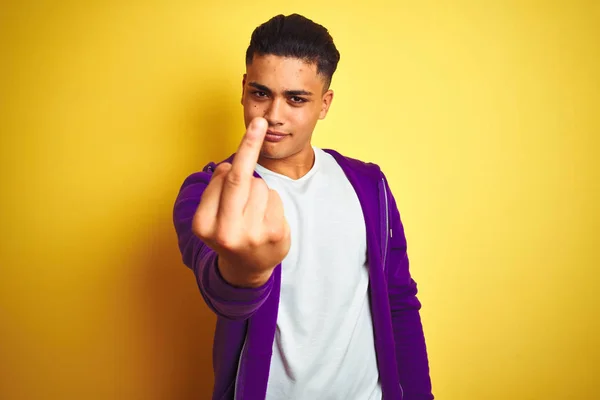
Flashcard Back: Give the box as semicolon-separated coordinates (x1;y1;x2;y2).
173;13;433;400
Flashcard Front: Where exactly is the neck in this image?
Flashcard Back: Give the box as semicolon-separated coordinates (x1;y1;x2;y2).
258;145;315;180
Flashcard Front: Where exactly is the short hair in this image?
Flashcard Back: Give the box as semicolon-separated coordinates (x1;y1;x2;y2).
245;14;341;89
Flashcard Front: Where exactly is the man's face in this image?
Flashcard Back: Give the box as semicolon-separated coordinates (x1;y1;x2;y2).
242;54;333;161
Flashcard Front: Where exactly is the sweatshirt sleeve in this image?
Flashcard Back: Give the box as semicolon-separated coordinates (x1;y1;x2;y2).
383;174;434;400
172;170;274;320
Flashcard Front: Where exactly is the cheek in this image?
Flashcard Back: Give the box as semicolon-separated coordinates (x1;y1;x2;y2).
243;100;262;118
245;97;263;111
294;105;321;126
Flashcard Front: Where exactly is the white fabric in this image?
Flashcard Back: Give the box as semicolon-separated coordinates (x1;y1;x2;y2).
257;147;382;400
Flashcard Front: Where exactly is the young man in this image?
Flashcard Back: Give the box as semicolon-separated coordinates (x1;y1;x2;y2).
173;14;433;400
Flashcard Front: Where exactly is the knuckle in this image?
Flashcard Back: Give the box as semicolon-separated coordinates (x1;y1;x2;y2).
215;162;231;172
242;137;255;149
191;220;203;238
253;177;268;191
210;163;230;181
214;233;231;249
192;211;209;239
250;179;269;199
192;222;206;239
220;162;233;173
225;171;243;187
247;230;264;248
266;221;285;243
268;188;282;203
215;229;237;250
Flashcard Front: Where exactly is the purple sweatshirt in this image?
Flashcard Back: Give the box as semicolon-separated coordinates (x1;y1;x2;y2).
173;148;433;400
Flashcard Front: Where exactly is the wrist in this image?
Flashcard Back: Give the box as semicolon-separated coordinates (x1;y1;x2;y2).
217;255;273;288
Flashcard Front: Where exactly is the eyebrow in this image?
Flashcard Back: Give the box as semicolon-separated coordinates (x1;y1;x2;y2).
248;82;313;96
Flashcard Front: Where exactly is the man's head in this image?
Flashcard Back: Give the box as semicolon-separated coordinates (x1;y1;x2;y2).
242;14;340;163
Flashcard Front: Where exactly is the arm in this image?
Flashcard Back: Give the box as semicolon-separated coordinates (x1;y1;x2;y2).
383;175;434;399
173;171;274;320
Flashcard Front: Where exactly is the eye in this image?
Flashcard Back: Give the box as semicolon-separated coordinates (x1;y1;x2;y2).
252;91;268;98
290;96;307;103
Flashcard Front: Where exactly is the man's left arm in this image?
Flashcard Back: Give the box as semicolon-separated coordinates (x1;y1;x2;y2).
383;175;434;400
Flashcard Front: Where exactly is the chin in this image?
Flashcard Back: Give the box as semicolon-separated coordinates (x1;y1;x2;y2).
259;149;283;160
259;143;292;160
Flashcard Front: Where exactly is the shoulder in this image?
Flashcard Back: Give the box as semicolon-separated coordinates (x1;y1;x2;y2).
322;148;385;182
177;154;236;192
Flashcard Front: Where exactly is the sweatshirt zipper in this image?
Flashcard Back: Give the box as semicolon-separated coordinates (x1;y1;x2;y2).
381;177;390;270
382;177;404;399
234;334;248;399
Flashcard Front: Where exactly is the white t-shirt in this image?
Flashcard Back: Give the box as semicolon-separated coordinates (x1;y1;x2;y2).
256;147;382;400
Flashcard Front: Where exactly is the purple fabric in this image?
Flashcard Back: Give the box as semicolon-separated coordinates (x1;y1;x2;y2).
172;149;433;399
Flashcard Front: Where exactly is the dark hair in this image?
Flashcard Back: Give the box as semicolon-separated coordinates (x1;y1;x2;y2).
245;14;340;89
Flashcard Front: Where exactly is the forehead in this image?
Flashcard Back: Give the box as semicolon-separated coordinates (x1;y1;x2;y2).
246;54;324;91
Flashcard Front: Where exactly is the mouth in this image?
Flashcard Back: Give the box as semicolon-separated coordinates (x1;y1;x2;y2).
265;130;289;143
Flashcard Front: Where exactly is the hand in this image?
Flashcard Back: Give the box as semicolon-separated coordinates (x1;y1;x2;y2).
192;117;291;287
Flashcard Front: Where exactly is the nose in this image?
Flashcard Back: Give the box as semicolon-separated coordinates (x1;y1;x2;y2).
264;97;284;126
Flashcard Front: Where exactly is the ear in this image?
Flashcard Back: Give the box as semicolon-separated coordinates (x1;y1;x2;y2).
319;89;334;120
241;74;247;105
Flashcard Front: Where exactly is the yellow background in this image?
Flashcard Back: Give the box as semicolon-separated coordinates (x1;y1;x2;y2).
1;1;598;399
